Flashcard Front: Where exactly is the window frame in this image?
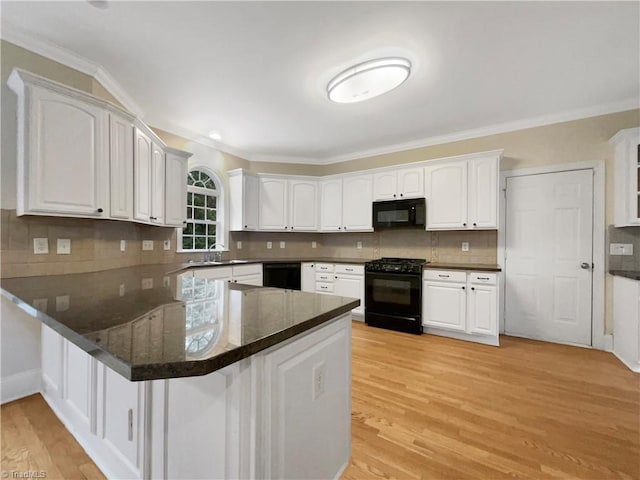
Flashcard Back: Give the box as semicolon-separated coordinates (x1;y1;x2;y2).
177;167;225;253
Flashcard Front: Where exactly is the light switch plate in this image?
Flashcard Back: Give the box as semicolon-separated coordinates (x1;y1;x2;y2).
55;295;70;312
119;284;126;297
57;238;71;254
237;241;242;250
141;278;153;289
610;243;634;255
163;239;171;250
462;242;469;252
312;241;317;249
142;240;154;251
120;240;126;252
267;241;272;249
356;241;363;249
280;241;286;249
33;238;49;255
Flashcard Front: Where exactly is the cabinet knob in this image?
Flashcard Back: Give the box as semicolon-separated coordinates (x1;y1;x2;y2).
183;221;187;225
244;225;247;228
335;276;338;279
234;280;238;283
344;226;347;230
461;286;465;290
97;208;104;213
393;194;396;198
471;287;475;291
400;193;404;197
473;222;477;227
290;226;293;230
150;216;157;220
338;226;341;230
284;226;287;229
227;279;231;282
463;223;467;227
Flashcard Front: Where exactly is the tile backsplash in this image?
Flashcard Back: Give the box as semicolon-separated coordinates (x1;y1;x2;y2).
607;225;640;271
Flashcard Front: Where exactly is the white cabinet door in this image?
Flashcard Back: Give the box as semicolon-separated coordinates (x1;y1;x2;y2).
319;179;343;231
373;171;397;201
467;284;497;336
151;143;165;225
193;267;233;281
259;178;288;230
232;274;263;286
468;156;498;229
425;161;468;230
397;167;425;199
342;175;373;231
109;114;134;220
334;274;365;315
164;152;188;227
23;86;109;217
41;324;63;398
229;171;259;231
133;129;153;222
301;263;316;292
244;174;259;230
62;340;95;431
422;281;467;331
289;180;318;231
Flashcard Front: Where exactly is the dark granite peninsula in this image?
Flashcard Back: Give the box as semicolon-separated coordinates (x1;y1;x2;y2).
1;264;355;480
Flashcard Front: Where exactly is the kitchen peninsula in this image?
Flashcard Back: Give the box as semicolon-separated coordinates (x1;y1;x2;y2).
0;264;357;480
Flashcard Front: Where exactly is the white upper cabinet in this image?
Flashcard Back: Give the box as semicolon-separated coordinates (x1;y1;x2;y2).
342;174;373;231
8;69;191;228
319;179;343;232
425;153;500;230
611;128;640;226
229;169;259;231
373;167;424;201
9;75;110;218
425;160;468;229
259;177;289;230
289;180;318;231
164;150;189;227
109;114;134;220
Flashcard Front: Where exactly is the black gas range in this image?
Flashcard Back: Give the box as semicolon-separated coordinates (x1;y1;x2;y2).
364;258;427;334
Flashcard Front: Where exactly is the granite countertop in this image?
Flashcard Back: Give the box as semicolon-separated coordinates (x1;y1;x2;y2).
0;264;359;381
174;257;373;270
609;270;640;280
424;263;502;272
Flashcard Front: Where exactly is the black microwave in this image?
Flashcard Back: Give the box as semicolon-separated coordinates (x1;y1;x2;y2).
372;198;426;229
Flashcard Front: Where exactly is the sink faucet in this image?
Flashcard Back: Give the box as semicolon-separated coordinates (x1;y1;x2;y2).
205;243;225;262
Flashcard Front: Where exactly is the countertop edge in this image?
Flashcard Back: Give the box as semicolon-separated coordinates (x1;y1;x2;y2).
609;270;640;280
424;264;502;272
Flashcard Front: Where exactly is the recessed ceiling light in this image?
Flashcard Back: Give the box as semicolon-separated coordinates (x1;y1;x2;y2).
86;0;109;10
208;131;222;141
327;57;411;104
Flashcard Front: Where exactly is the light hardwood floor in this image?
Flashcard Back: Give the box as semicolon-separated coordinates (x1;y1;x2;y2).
2;322;639;479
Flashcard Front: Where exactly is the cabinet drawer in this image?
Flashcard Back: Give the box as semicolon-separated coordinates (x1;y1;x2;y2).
315;263;334;273
334;264;364;275
232;263;262;276
315;272;334;282
469;272;497;285
423;270;466;283
315;282;334;293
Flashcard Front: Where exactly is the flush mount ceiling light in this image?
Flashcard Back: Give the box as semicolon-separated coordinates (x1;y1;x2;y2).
327;57;411;104
208;131;222;141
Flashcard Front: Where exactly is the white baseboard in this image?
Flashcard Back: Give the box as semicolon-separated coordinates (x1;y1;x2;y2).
603;334;613;352
612;351;640;373
0;368;41;404
423;327;499;346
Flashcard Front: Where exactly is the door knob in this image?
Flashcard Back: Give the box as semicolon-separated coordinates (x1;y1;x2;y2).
580;262;591;270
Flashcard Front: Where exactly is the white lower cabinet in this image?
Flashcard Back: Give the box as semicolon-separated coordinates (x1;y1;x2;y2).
189;264;263;286
422;270;499;345
302;263;364;317
612;275;640;372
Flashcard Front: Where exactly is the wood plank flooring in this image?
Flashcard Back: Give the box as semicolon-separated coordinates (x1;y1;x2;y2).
1;322;638;479
343;322;640;480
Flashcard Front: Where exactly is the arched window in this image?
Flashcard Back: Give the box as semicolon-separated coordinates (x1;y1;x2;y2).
180;169;221;251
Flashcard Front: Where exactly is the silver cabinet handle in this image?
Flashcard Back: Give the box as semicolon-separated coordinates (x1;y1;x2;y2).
438;274;449;278
128;408;133;441
477;276;490;280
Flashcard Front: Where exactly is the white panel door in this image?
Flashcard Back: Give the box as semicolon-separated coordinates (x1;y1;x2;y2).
425;161;468;229
334;274;365;315
397;167;425;199
289;180;318;231
151;143;165;224
342;175;373;231
505;170;593;346
468;156;498;229
319;179;343;231
27;86;109;216
422;281;466;331
259;178;288;230
109;114;134;220
372;171;397;201
467;284;497;336
164;152;188;227
133;129;152;222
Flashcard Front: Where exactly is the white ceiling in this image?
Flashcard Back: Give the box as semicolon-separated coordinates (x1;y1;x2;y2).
2;1;639;164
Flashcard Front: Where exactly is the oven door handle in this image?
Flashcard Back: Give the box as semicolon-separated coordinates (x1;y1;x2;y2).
365;271;421;279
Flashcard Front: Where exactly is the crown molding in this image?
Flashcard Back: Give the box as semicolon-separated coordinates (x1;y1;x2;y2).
1;22;143;116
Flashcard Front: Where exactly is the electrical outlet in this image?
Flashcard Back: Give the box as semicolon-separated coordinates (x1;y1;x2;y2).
33;298;48;312
163;239;171;250
267;241;272;249
120;240;126;252
462;242;469;252
57;238;71;255
55;295;70;312
356;241;363;249
280;241;286;249
142;240;154;251
311;241;317;249
33;238;49;255
312;362;326;400
610;243;633;255
141;278;153;289
237;241;243;250
119;284;126;297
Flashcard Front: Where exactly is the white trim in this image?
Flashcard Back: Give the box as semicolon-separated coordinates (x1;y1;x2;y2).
94;67;143;117
604;334;613;352
0;368;41;404
498;160;606;350
612;351;640;373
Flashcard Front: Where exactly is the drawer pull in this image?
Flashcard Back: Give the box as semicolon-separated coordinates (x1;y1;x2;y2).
127;409;133;441
345;268;353;272
438;274;450;278
477;276;490;280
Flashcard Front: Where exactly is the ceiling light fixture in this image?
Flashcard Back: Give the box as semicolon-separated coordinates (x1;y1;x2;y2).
208;131;222;141
327;57;411;104
86;0;109;10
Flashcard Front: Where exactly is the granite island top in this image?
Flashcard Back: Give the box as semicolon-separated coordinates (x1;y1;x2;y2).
609;270;640;280
0;264;359;381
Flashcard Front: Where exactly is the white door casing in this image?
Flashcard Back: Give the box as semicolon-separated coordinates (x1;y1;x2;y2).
504;169;593;346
